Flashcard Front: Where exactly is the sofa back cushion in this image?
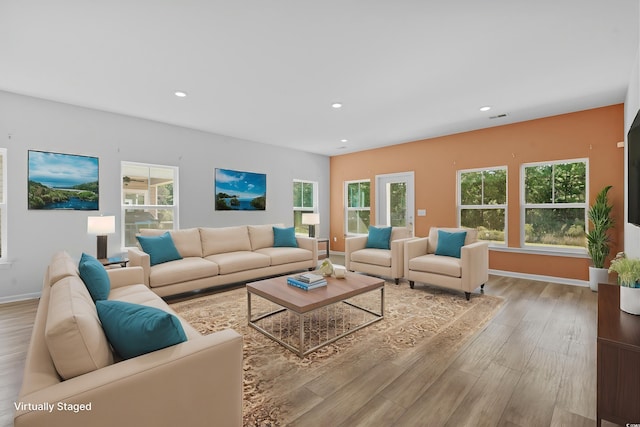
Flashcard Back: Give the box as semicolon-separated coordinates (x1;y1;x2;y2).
139;228;203;258
200;226;251;256
45;276;114;380
248;224;284;250
428;227;478;254
47;251;78;286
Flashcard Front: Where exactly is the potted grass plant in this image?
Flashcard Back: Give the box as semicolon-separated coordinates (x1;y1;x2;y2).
608;253;640;315
586;185;614;292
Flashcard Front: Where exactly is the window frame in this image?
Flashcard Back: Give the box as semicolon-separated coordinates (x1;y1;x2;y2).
457;165;508;246
121;161;179;249
0;148;6;262
344;179;371;236
293;179;318;236
520;158;588;253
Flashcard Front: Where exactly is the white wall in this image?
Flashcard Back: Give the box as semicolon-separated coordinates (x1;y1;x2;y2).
0;91;330;301
625;6;640;257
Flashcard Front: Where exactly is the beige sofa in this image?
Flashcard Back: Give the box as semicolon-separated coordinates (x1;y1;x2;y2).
128;224;318;297
404;227;489;300
345;227;415;284
15;251;243;427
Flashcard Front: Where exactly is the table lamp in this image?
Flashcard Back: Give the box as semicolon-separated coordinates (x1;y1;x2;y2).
301;213;320;238
87;215;115;259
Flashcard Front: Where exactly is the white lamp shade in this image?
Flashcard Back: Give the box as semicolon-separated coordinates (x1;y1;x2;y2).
87;216;116;235
301;213;320;225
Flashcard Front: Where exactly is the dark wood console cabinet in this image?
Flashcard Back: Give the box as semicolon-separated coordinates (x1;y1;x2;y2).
597;283;640;426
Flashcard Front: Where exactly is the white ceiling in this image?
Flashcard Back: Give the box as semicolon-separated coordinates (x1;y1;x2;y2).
1;1;638;156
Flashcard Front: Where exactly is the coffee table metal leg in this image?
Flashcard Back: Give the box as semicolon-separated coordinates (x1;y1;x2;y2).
298;312;304;358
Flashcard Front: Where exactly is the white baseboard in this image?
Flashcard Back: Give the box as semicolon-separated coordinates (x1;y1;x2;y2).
0;292;41;304
489;269;589;287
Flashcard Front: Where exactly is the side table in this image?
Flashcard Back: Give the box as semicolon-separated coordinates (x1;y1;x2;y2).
100;256;129;268
316;238;330;260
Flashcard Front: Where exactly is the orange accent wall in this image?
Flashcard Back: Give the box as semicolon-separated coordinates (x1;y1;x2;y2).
330;105;624;281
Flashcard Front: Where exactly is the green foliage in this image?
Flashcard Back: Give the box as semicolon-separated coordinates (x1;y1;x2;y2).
586;185;614;268
608;254;640;287
251;196;266;210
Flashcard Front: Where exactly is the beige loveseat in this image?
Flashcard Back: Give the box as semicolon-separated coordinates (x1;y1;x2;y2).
15;251;243;427
345;227;415;284
404;227;489;300
128;224;318;297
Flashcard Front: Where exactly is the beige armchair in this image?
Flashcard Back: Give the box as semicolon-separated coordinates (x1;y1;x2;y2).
345;227;415;284
404;227;489;300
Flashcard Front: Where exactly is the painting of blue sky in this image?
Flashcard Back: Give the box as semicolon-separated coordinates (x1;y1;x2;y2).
28;150;99;210
215;168;266;211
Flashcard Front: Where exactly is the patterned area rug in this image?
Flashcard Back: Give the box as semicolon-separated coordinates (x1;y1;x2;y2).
170;280;503;426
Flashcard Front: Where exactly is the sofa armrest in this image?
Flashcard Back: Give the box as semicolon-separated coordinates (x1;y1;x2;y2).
390;237;418;280
295;236;318;263
345;236;368;270
14;329;243;427
404;237;429;277
127;248;150;286
106;266;145;289
460;241;489;289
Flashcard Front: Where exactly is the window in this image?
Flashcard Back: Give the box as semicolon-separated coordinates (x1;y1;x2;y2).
458;167;507;244
0;149;6;260
293;180;317;235
345;180;370;235
121;162;178;247
521;159;587;251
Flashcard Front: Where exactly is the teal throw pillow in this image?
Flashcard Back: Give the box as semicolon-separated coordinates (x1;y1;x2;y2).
273;226;298;247
435;230;467;258
96;300;187;359
78;253;111;302
366;226;392;250
136;232;182;266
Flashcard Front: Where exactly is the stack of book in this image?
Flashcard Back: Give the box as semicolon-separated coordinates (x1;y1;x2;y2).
287;273;327;290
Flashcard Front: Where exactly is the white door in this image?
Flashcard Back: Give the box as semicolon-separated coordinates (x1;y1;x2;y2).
375;172;415;232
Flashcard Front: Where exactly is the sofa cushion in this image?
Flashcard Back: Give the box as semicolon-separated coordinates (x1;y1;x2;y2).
273;226;298;248
108;284;201;339
366;226;392;250
96;300;187;359
148;257;219;288
248;224;283;250
205;251;270;275
139;228;203;258
200;226;251;256
45;276;114;380
137;232;183;266
350;248;392;267
78;253;111;302
255;247;312;266
48;251;78;286
435;230;467;258
428;227;478;254
409;254;462;278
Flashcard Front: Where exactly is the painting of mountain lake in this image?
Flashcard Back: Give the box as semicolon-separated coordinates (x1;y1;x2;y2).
28;150;99;210
215;168;266;211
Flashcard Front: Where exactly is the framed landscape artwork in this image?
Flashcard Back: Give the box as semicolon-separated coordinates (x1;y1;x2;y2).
215;168;266;211
28;150;99;210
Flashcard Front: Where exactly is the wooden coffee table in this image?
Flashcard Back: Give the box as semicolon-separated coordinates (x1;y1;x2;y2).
247;273;385;357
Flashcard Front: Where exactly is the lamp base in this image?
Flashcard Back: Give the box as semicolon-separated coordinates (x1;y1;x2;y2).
308;225;316;238
97;235;108;260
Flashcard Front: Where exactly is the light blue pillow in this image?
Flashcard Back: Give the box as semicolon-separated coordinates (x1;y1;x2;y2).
435;230;467;258
366;226;392;250
78;253;110;302
96;300;187;359
273;226;298;247
136;232;182;266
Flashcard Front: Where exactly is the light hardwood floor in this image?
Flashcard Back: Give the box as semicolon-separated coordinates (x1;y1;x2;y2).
0;273;621;427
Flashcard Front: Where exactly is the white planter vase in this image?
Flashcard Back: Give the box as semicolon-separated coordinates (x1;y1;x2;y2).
620;286;640;315
588;266;609;292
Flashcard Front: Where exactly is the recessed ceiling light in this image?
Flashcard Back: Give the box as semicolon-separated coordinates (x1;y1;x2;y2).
331;102;343;109
479;106;491;112
174;91;188;98
340;139;348;143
